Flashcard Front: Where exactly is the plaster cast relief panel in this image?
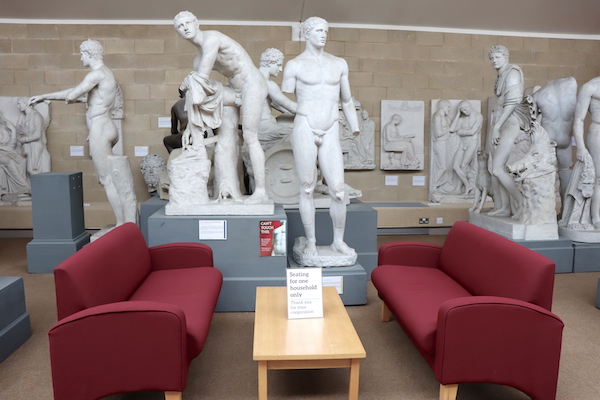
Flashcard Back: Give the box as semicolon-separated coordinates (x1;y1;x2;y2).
380;100;424;171
429;99;482;203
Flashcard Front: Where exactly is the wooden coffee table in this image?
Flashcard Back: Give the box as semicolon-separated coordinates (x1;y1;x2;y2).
253;286;366;400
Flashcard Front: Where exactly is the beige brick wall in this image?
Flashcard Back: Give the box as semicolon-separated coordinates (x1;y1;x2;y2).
1;22;599;213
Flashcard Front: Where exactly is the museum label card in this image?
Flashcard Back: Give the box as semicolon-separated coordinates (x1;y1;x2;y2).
198;220;227;240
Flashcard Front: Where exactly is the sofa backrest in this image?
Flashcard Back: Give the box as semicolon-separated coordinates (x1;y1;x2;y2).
439;221;556;311
54;223;152;320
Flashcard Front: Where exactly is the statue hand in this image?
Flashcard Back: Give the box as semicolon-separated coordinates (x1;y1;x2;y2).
576;146;590;162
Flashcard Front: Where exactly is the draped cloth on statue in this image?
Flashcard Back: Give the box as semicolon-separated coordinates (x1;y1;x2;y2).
180;72;224;131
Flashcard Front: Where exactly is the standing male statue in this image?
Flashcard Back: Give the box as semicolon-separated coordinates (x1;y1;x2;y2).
488;45;525;218
282;16;359;264
173;11;270;204
29;39;137;227
573;76;600;229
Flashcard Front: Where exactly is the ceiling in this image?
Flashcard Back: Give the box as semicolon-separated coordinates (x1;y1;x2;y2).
2;0;600;38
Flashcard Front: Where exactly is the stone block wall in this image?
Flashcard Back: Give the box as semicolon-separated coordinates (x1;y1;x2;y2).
1;22;599;211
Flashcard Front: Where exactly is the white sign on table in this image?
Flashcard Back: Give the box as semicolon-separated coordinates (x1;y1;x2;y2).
287;268;323;319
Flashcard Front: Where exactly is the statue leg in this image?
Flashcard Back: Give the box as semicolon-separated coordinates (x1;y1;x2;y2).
214;106;243;201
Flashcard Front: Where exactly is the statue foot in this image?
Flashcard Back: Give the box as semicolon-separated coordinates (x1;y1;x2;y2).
330;241;356;257
244;188;270;204
302;240;318;257
487;208;510;217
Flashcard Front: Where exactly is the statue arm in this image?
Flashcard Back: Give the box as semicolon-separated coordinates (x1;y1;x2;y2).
281;61;297;94
64;71;104;103
171;106;180;135
573;82;595;160
17;113;44;143
449;111;460;133
339;60;359;134
267;81;297;114
460;114;483;137
195;34;220;78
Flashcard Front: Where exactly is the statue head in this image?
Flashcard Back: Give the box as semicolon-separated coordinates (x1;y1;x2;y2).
438;100;451;113
80;39;104;60
17;97;29;112
458;100;472;115
488;45;509;61
260;48;284;68
140;154;166;192
302;16;328;39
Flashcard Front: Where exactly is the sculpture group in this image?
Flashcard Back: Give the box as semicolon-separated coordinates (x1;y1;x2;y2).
10;14;600;250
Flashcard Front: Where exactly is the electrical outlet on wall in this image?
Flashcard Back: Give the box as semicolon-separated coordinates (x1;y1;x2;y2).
419;218;429;224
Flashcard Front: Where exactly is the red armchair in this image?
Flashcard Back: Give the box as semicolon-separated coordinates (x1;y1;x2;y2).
49;222;223;400
372;221;564;400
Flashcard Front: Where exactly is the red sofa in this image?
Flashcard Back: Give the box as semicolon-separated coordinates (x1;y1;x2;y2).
372;221;564;400
49;222;223;400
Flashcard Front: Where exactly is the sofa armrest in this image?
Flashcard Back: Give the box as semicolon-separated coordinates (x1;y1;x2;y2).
149;242;214;270
434;296;563;400
378;241;442;268
49;301;190;400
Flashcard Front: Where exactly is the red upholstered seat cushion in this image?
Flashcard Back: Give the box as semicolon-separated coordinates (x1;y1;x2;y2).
130;267;223;360
372;264;472;357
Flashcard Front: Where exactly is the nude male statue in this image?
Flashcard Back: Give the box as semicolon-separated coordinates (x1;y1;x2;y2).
29;39;136;226
282;16;359;257
257;48;297;150
450;100;483;195
173;11;270;204
573;76;600;229
488;45;525;218
431;100;452;188
163;91;187;153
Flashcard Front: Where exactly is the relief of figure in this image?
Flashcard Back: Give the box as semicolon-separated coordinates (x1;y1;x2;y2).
282;16;359;265
572;76;600;229
357;109;375;165
449;100;483;195
431;100;453;189
29;39;138;227
16;97;51;175
382;114;420;169
173;10;270;205
163;91;187;154
487;45;526;218
531;77;577;203
0;111;30;204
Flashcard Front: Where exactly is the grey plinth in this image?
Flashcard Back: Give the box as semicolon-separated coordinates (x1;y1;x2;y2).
515;238;574;273
572;241;600;273
26;172;91;273
147;205;288;312
0;277;31;362
140;195;168;244
284;199;378;277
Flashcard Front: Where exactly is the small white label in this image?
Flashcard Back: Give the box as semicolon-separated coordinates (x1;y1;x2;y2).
134;146;149;157
198;220;227;240
158;117;171;128
322;276;343;294
385;175;398;186
412;176;426;186
70;146;84;157
437;217;444;224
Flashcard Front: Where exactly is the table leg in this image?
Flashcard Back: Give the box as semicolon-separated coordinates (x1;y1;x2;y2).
258;361;268;400
348;358;360;400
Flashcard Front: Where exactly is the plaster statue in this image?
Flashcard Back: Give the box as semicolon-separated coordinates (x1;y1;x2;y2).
572;76;600;230
559;153;595;230
531;77;577;202
173;10;270;205
16;97;51;175
469;149;493;213
29;39;138;227
163;91;187;153
140;153;166;193
449;100;483;195
431;100;453;190
487;45;526;219
282;16;359;267
257;48;297;150
0;111;30;204
380;100;424;171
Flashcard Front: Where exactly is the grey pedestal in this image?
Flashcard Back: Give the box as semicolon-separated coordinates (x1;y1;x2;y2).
572;242;600;272
0;277;31;362
140;195;168;244
516;238;574;273
284;199;378;277
26;172;91;273
148;205;289;312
